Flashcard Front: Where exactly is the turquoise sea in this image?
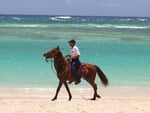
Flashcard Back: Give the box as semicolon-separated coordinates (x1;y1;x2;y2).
0;15;150;88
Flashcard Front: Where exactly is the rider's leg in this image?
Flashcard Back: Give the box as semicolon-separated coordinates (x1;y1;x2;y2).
71;61;81;84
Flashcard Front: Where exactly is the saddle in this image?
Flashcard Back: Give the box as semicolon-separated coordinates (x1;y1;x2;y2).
78;63;88;76
67;63;88;84
65;55;88;78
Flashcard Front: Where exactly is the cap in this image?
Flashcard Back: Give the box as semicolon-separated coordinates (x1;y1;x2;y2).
68;39;76;43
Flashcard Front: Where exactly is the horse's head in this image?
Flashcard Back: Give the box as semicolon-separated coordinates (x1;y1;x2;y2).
43;46;60;61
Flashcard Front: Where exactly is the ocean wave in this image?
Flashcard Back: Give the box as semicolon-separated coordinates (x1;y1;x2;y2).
114;25;147;29
88;24;111;28
89;24;148;29
50;16;72;21
137;18;148;22
115;18;132;22
0;23;148;30
12;17;22;20
0;24;48;28
115;17;149;22
81;19;86;22
57;16;72;19
20;24;47;28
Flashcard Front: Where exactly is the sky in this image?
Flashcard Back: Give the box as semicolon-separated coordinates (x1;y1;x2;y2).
0;0;149;17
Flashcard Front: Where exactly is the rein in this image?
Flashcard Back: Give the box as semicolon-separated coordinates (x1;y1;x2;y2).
46;58;68;76
46;59;57;74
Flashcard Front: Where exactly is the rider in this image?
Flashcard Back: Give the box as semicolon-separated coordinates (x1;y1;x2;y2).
68;39;81;85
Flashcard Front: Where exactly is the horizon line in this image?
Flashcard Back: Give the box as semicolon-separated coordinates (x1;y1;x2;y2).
0;14;150;18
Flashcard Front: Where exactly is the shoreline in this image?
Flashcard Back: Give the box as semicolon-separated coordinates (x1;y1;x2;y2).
0;86;149;99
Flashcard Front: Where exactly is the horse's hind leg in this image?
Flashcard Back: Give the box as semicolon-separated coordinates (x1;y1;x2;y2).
64;81;72;101
95;86;101;99
85;78;100;100
52;81;62;101
91;83;99;100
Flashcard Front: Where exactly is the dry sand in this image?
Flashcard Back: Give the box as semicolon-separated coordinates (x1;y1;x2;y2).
0;87;150;113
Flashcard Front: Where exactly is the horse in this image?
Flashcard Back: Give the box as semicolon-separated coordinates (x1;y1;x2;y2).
43;46;108;101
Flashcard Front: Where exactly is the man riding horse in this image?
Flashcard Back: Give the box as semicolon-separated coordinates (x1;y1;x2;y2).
68;39;81;85
43;41;108;100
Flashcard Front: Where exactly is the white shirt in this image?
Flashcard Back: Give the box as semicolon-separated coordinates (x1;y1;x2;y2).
71;45;80;58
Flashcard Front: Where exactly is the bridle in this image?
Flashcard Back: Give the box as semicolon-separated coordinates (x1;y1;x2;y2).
45;58;57;74
45;54;70;76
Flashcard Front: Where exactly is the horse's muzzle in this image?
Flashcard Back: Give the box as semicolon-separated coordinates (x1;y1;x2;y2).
43;54;48;62
43;53;46;57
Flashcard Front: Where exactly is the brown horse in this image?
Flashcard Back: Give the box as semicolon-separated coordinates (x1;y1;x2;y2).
43;46;108;101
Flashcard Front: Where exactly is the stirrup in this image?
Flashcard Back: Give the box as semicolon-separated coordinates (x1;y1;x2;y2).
75;80;81;85
68;81;73;84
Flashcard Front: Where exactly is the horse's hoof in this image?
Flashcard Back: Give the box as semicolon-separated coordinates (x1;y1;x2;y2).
51;99;55;101
97;95;101;98
51;98;57;101
90;98;96;100
68;95;72;101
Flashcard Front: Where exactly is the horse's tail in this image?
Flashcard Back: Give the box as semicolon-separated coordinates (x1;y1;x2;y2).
95;65;108;86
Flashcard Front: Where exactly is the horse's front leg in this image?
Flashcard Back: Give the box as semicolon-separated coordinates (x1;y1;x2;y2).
64;81;72;101
52;81;62;101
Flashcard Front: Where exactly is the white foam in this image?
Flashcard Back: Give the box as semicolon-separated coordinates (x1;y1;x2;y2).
50;16;72;21
115;18;132;22
89;24;147;29
114;25;147;29
0;24;48;28
137;18;148;22
20;24;45;28
12;17;22;20
88;24;112;28
58;16;71;19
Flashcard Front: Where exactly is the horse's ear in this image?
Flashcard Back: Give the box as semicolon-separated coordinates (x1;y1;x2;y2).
56;46;59;50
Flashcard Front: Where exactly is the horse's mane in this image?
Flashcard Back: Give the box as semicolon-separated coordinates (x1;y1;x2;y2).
54;51;70;74
57;51;63;58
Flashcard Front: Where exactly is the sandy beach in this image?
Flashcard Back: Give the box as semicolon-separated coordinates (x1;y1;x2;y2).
0;87;150;113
